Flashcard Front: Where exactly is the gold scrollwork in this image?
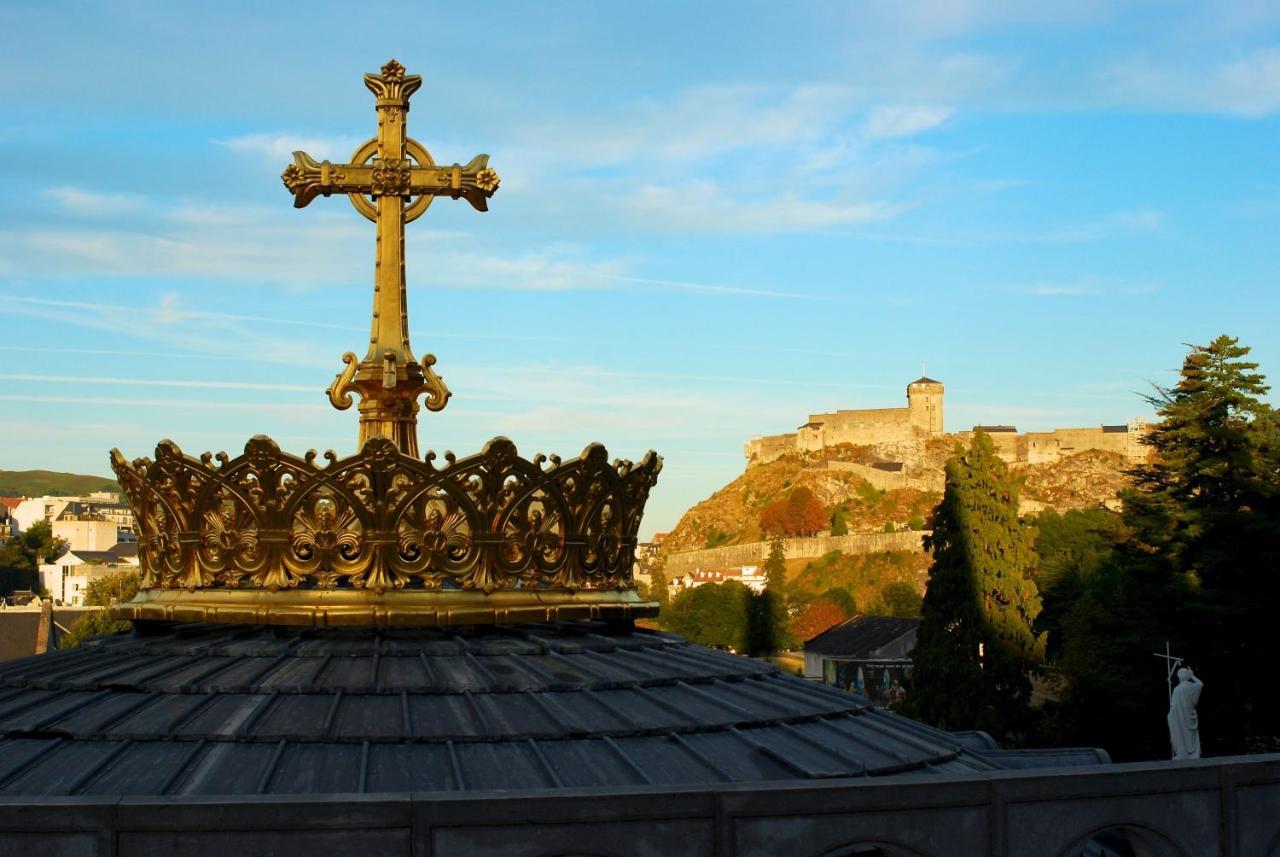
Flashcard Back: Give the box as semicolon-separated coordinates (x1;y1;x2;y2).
110;435;662;604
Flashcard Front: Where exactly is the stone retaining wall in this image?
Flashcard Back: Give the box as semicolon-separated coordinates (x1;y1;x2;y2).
664;530;927;575
821;460;946;493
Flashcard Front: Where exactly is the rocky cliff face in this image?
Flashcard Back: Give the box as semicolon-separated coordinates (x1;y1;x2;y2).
661;446;941;554
1014;449;1131;514
662;444;1133;556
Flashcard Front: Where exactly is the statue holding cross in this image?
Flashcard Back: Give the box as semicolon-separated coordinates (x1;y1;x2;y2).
281;59;499;458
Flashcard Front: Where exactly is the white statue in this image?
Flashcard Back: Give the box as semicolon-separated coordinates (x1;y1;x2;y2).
1167;667;1203;760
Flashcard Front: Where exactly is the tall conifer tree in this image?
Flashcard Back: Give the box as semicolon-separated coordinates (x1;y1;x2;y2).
908;430;1045;737
1120;335;1280;751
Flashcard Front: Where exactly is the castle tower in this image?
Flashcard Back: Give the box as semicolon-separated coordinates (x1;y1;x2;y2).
907;376;944;434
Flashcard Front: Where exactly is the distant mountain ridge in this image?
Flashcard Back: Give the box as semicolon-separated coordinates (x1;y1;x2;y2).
0;469;119;498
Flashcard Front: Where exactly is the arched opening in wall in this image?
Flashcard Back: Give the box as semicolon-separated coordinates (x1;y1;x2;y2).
817;843;925;857
1065;825;1185;857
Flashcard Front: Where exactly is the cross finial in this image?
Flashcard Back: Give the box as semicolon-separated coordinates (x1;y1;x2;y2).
281;61;500;457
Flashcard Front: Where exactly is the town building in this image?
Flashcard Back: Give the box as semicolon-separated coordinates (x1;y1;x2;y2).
0;497;21;543
9;494;135;544
667;564;767;599
804;615;919;708
37;542;139;606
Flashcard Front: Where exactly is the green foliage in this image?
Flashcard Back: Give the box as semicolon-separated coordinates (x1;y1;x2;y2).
881;581;922;617
882;522;895;533
861;595;890;617
830;507;849;536
58;570;139;649
1044;336;1280;758
906;431;1045;739
59;609;131;649
907;515;926;531
1031;508;1124;659
667;542;790;657
664;581;753;652
760;538;791;651
702;528;735;549
820;586;857;616
0;470;118;497
0;520;64;597
788;549;924;614
855;483;885;504
83;571;141;607
646;558;669;608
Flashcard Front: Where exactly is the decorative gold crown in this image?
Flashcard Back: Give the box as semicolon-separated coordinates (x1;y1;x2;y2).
108;61;662;627
110;436;660;626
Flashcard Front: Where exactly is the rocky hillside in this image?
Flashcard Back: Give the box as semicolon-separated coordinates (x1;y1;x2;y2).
661;446;942;553
1014;449;1131;513
662;445;1133;556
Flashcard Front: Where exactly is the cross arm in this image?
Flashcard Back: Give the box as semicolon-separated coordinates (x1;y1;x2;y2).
282;152;500;211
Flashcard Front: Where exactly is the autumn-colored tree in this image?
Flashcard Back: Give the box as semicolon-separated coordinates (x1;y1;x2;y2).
790;598;850;643
760;486;828;537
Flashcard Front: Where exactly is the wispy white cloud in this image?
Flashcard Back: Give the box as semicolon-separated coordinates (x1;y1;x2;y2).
41;186;149;217
0;373;316;392
0;394;326;412
213;132;364;163
863;105;953;139
622;181;905;233
1100;46;1280;117
1024;284;1103;296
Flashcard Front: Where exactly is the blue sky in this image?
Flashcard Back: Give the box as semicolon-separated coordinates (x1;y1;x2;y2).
0;1;1277;536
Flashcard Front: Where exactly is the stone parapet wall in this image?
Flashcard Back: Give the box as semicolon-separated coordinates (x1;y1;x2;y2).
821;460;945;493
664;530;926;575
2;755;1276;856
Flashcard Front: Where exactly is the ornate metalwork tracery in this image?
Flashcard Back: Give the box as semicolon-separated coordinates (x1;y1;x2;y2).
112;435;661;599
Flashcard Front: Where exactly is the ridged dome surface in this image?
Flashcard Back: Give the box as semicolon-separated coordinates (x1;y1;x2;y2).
0;622;1103;797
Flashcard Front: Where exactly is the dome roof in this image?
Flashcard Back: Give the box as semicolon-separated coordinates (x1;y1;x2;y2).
0;622;1102;796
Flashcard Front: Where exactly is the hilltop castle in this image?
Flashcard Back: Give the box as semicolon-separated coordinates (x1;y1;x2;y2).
744;376;1149;467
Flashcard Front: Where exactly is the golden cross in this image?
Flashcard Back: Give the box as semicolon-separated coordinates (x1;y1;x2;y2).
281;59;499;458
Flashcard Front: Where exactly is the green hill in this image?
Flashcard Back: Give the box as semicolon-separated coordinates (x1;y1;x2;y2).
0;469;119;498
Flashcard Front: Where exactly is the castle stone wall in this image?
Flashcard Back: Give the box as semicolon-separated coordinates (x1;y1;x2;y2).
822;460;946;493
956;421;1148;465
745;377;1149;469
664;530;926;575
743;432;799;465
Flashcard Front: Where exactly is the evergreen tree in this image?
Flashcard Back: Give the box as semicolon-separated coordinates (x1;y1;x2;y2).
1126;335;1279;587
906;431;1045;738
762;537;791;650
1119;335;1280;752
1042;336;1280;758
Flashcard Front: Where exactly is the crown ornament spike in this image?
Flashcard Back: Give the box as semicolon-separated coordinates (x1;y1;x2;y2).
109;62;659;629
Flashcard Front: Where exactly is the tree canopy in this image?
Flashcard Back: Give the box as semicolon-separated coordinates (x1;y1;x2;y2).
59;570;139;649
0;521;63;598
1044;335;1280;757
906;430;1045;738
760;486;827;537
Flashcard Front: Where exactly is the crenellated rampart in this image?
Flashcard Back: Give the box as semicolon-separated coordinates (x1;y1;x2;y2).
663;530;927;575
